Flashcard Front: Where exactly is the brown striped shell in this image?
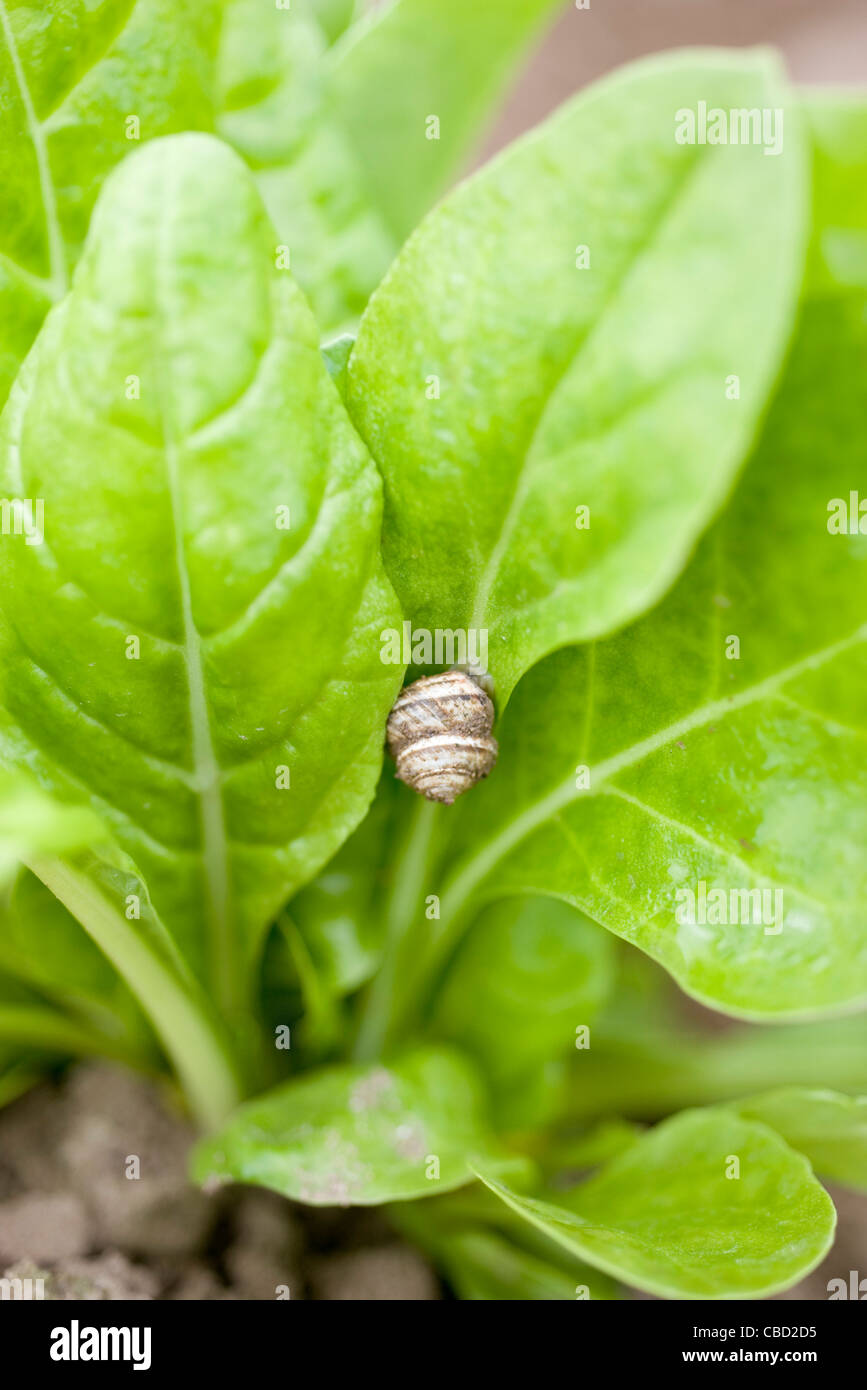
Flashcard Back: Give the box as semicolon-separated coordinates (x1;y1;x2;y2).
386;670;498;805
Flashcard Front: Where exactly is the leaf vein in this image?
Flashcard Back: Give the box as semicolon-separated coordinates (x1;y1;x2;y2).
440;624;867;923
0;0;67;293
468;145;706;633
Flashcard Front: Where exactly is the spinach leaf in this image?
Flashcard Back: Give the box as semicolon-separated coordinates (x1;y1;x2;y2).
418;1224;617;1301
391;1182;622;1299
0;963;151;1073
21;848;244;1127
193;1046;527;1204
0;770;104;885
312;0;359;45
0;776;151;1060
0;135;402;1040
287;772;403;1000
321;332;357;400
327;0;562;242
0;868;152;1052
475;1108;836;1299
2;0;564;387
217;0;562;333
216;0;394;335
416;291;867;1021
438;1230;594;1302
567;974;867;1123
347;50;806;700
536;1119;644;1176
803;91;867;294
431;895;615;1127
731;1089;867;1194
0;0;222;405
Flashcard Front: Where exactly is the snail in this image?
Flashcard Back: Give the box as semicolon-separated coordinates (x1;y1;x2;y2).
386;669;498;804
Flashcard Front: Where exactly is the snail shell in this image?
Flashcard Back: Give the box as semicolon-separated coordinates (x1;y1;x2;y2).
386;670;498;805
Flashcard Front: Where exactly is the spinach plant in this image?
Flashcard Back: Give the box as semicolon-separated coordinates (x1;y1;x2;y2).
0;0;865;1300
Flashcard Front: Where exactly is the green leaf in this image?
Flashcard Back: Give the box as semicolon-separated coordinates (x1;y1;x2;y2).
321;332;356;401
217;0;562;333
192;1046;523;1205
566;949;867;1123
440;1230;590;1301
0;777;156;1076
289;773;402;999
0;133;402;1032
0;771;104;885
328;0;562;241
432;895;615;1126
0;964;150;1070
732;1089;867;1194
418;290;867;1021
216;0;395;334
312;0;359;45
0;868;150;1047
803;91;867;294
439;1226;620;1301
0;0;222;405
391;1183;621;1299
23;851;242;1127
272;911;343;1056
537;1119;644;1176
569;979;867;1123
0;0;565;388
0;1000;145;1068
476;1109;836;1300
347;49;807;701
433;896;614;1075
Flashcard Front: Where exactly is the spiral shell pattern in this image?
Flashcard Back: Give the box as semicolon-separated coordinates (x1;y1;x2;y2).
386;670;498;805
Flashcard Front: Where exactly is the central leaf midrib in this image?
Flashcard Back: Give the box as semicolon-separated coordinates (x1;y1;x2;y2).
154;185;234;1019
468;146;706;637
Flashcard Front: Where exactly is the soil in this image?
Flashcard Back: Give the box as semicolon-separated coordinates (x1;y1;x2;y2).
1;1062;864;1300
0;1064;440;1301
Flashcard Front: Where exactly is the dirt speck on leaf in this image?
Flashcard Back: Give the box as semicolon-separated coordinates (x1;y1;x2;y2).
393;1122;426;1162
348;1069;396;1113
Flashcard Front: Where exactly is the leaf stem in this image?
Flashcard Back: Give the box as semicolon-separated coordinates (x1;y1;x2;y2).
0;1003;153;1071
352;796;438;1060
23;855;242;1130
278;911;342;1055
